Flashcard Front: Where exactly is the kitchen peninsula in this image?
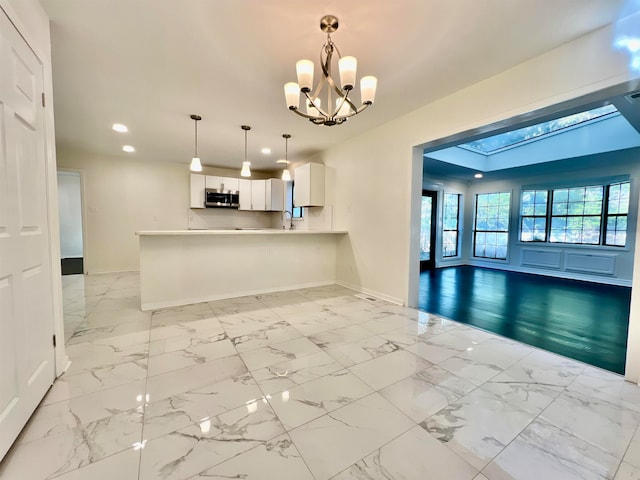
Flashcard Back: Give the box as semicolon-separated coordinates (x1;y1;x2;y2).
137;229;347;310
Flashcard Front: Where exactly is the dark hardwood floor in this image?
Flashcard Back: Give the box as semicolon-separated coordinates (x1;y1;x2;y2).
418;266;631;374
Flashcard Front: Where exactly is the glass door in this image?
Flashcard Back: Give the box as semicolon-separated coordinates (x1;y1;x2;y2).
420;190;438;270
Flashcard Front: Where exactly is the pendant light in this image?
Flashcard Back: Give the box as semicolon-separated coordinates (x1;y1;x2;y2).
279;134;292;181
189;114;203;172
240;125;251;177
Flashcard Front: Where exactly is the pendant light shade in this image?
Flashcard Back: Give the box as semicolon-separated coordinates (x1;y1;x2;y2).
189;114;203;172
240;125;251;177
281;168;291;182
190;157;202;172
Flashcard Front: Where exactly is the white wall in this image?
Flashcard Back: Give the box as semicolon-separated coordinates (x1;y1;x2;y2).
316;24;640;380
57;171;83;258
56;151;286;273
57;152;190;273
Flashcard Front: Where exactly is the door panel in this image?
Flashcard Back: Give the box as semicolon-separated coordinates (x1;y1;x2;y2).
0;9;55;460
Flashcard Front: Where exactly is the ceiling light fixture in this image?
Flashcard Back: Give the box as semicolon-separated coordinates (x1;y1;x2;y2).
284;15;377;126
280;134;292;182
474;173;483;179
189;114;203;172
112;123;128;133
261;147;271;155
241;125;252;177
122;145;135;153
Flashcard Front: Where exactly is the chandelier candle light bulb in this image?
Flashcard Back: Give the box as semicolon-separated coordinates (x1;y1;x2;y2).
296;60;314;91
284;15;377;126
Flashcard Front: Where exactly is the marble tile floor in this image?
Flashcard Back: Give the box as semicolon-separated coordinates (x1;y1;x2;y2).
2;272;640;479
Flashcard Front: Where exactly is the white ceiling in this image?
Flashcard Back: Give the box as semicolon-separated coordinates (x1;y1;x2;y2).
40;0;624;173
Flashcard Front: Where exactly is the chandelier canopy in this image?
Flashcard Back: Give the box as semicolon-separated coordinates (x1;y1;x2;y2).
284;15;377;126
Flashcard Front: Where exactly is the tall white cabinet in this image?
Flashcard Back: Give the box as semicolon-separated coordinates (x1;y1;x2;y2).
294;163;325;207
190;174;206;208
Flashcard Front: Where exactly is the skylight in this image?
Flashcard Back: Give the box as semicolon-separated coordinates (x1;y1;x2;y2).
459;104;619;154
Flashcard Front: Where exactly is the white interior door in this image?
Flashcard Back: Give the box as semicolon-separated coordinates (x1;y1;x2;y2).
0;8;56;459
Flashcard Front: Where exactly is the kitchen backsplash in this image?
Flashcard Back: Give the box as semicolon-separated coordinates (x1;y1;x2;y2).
188;208;282;230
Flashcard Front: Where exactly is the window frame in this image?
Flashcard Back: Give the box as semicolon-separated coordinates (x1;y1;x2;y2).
473;192;511;260
520;189;549;242
518;180;630;248
442;192;460;258
604;182;630;247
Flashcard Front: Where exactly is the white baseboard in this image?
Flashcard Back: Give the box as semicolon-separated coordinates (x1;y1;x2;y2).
467;261;632;287
141;280;336;311
85;268;140;275
335;281;404;306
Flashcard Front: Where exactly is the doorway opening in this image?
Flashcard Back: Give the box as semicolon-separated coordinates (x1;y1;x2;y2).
57;171;84;275
420;190;437;271
412;81;640;375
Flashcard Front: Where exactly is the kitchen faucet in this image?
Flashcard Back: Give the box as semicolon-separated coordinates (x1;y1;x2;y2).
282;210;294;230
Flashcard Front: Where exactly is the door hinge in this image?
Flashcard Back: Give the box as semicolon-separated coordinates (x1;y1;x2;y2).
42;92;45;108
52;334;56;347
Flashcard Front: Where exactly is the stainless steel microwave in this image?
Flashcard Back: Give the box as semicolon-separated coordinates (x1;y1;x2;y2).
205;188;239;208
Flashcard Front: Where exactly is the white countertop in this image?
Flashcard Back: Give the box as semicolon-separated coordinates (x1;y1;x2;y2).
137;229;347;236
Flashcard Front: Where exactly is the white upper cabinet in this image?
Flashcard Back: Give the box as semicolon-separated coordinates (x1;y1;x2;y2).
238;179;252;210
251;179;267;211
221;177;239;192
266;178;284;211
205;175;221;190
294;163;325;207
190;174;206;208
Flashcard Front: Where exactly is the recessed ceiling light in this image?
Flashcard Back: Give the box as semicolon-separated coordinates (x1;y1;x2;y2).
261;147;271;155
112;123;128;133
122;145;135;153
474;173;483;179
276;159;288;164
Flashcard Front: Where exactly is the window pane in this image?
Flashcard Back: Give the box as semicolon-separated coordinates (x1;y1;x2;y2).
552;202;568;215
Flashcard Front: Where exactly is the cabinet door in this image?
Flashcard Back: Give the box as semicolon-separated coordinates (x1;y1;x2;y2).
294;163;325;206
221;177;239;192
238;179;252;210
205;175;221;190
251;179;267;211
190;174;205;208
266;179;284;211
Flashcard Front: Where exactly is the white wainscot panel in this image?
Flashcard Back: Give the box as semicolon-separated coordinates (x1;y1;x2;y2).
564;252;616;276
520;249;562;269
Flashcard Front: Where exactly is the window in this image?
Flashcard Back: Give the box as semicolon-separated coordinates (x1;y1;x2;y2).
520;190;548;241
605;182;630;246
550;186;603;244
519;181;630;247
474;192;510;259
442;193;460;257
288;182;303;218
459;105;618;154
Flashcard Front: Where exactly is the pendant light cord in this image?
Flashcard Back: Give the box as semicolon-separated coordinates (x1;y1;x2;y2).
194;119;198;157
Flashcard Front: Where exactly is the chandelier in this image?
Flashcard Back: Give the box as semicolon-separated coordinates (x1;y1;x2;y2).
284;15;377;126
